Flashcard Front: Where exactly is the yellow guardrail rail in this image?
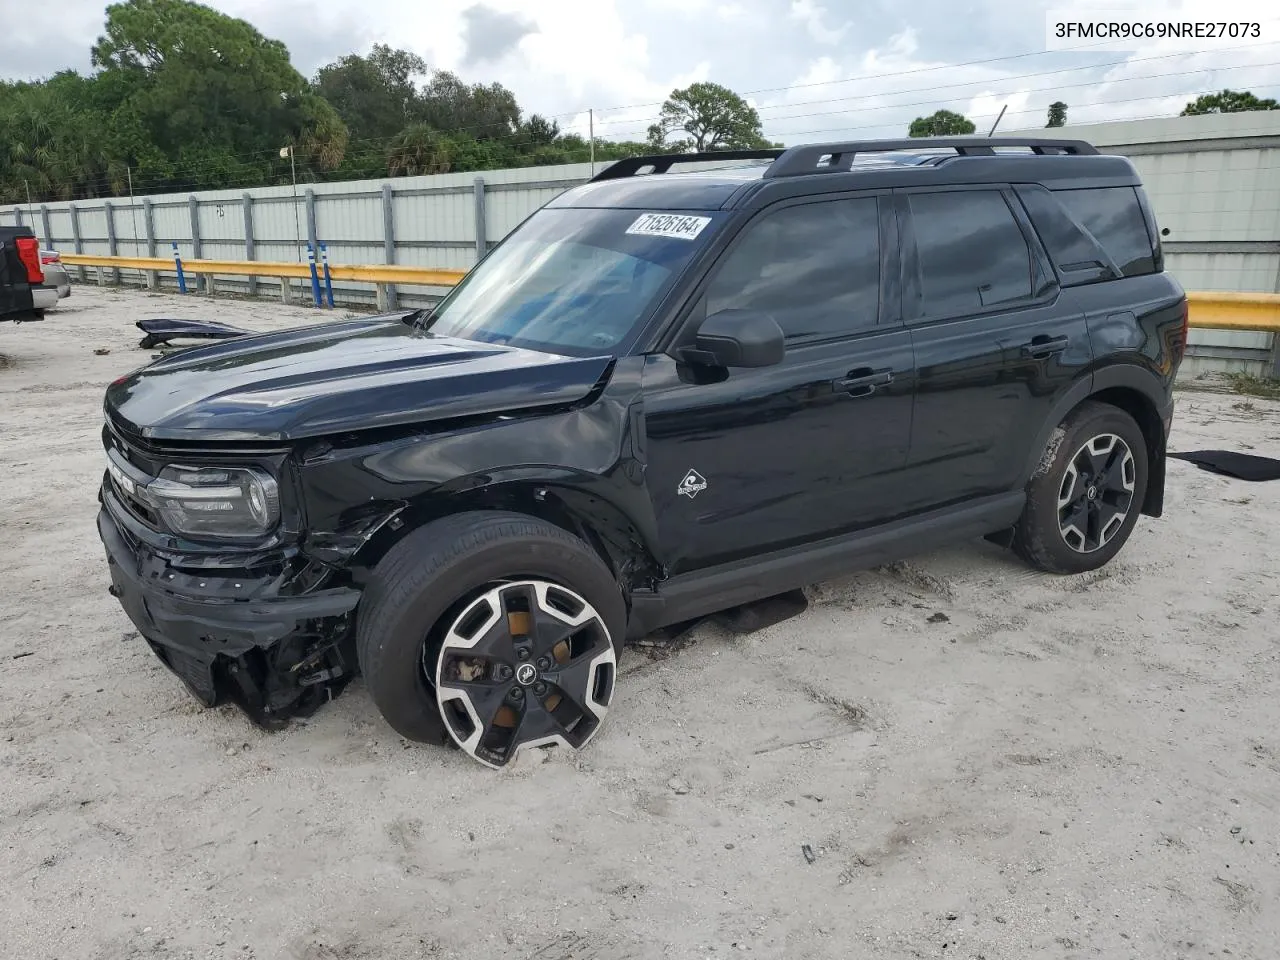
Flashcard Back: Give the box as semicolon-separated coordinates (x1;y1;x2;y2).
56;254;1280;332
61;254;467;288
1180;292;1280;333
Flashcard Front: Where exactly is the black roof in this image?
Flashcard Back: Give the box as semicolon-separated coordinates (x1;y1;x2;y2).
550;137;1141;212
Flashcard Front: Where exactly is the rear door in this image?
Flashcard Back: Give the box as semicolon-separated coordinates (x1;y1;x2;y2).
895;185;1092;513
640;191;917;574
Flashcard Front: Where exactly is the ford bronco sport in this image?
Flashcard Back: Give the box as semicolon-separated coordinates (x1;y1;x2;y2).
96;137;1187;768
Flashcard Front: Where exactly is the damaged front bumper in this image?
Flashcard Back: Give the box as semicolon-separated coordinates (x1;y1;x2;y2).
97;496;362;728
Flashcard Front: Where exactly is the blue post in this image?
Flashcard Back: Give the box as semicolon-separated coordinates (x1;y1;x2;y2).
172;242;187;294
306;242;322;307
320;242;334;308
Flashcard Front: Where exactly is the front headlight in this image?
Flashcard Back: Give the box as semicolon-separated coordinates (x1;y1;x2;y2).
144;465;280;539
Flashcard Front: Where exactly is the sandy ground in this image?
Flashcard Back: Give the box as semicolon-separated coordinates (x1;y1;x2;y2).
2;287;1279;960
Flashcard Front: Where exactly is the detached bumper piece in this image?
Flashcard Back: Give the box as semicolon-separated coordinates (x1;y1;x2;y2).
98;506;362;729
135;318;254;350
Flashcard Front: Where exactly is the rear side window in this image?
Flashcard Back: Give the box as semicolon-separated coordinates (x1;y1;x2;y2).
1014;185;1114;285
908;190;1033;318
705;197;881;341
1052;186;1156;278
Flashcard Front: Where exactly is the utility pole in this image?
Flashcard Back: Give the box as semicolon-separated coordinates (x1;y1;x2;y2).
589;109;596;176
281;144;300;262
23;179;36;242
127;167;142;261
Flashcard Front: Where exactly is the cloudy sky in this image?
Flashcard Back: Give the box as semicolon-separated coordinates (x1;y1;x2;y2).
3;0;1279;143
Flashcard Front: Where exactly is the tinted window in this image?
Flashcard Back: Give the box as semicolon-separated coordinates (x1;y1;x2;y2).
1015;184;1113;284
909;191;1033;318
425;207;724;355
705;198;880;340
1053;186;1156;277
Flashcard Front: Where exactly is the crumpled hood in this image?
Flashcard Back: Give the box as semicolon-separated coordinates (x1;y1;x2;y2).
106;314;614;441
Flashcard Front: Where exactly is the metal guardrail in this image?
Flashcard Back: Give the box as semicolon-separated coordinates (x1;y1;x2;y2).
58;253;1280;333
1179;292;1280;333
62;252;464;309
61;253;466;287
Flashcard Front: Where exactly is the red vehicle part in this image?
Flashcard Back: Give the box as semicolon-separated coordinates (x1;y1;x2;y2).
15;237;44;285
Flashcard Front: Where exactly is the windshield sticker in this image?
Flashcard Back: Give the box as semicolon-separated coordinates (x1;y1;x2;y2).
625;213;712;240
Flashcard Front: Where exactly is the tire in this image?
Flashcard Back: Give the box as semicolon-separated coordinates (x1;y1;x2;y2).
1013;401;1149;575
355;511;625;762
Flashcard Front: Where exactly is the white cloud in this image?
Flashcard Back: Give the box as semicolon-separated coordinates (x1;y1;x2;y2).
789;0;851;46
4;0;1280;149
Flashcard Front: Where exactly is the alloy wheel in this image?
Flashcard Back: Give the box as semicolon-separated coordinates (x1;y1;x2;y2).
429;580;616;769
1056;432;1136;554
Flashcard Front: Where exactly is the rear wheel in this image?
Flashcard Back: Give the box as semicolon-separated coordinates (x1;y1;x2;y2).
356;511;624;768
1013;402;1149;574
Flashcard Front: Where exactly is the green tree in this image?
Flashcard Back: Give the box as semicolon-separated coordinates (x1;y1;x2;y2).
1181;89;1280;115
386;124;455;176
312;45;429;144
520;114;561;146
416;71;521;140
646;81;772;152
908;109;977;137
90;0;347;189
1046;101;1068;127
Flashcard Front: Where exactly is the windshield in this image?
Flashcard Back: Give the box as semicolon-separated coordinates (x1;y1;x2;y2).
422;207;722;355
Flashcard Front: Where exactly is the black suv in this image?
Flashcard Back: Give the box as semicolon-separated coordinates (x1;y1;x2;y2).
97;137;1186;768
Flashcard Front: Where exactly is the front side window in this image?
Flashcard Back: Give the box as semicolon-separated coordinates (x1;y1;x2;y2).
909;190;1034;318
424;208;723;355
705;197;881;341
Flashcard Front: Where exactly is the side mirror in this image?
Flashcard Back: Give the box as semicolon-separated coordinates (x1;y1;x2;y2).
681;308;785;369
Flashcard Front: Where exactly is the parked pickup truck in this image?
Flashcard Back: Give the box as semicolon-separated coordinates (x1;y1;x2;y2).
1;226;54;321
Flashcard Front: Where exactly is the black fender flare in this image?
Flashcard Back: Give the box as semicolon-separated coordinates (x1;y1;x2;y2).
1018;366;1171;515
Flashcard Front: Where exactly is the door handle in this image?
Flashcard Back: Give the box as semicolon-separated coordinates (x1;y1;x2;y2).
1021;335;1070;359
833;367;894;396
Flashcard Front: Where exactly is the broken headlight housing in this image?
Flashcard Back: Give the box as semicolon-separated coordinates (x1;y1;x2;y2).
145;465;280;540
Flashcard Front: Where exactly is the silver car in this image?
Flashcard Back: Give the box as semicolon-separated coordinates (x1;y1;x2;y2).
40;248;72;300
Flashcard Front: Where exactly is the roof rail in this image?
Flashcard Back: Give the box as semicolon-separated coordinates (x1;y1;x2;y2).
763;137;1099;178
588;149;785;182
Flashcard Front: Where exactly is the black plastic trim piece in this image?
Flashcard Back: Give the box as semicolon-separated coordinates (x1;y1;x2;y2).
589;150;785;182
763;138;1098;179
626;492;1025;638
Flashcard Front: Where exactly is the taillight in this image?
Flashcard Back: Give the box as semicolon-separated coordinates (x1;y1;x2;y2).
40;252;60;265
15;237;44;285
1180;299;1189;347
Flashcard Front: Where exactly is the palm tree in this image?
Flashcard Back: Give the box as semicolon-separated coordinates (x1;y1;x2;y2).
386;124;453;176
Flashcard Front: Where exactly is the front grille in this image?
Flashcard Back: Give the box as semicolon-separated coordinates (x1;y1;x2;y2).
103;422;165;531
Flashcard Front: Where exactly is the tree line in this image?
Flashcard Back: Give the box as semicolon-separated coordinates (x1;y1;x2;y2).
2;0;1275;204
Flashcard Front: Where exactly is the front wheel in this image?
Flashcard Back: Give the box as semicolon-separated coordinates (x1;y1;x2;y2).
1013;401;1149;574
355;511;624;768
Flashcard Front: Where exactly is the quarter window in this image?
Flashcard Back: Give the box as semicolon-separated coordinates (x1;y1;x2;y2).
1053;186;1157;278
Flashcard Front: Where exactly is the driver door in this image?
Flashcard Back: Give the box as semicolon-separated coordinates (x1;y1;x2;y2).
639;192;916;576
